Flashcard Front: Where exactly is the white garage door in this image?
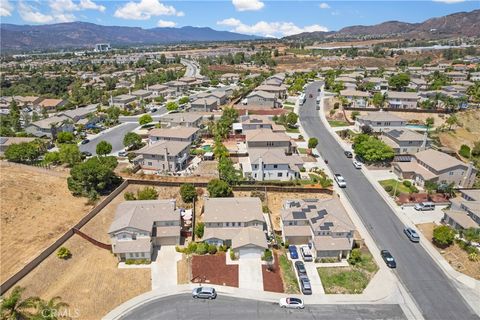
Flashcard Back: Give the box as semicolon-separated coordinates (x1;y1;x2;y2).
239;247;262;259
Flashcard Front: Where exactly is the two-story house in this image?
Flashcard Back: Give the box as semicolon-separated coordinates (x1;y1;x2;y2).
281;197;356;261
149;127;199;144
355;111;407;132
340;90;370;108
393;149;477;188
25;115;74;138
387;91;419;109
380;129;431;156
443;189;480;231
108;200;181;261
134;140;190;172
245;129;293;154
245;91;278;109
159;113;202;128
255;84;287;99
202;197;268;259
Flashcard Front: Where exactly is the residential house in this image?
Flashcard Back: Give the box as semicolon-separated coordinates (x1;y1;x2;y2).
242;148;304;181
255;84;287;99
355;111;407;132
381;129;431;156
246;129;293;153
148;84;170;97
131;89;153;100
111;94;136;108
197;91;227;106
340;90;370;108
149;127;199;144
165;81;188;96
234;115;285;134
36;98;66;112
363;77;388;92
134;140;190;172
387;91;419;109
446;72;467;82
159;113;202;128
189;97;218;112
25;115;74;138
393;149;477;188
220;73;240;83
108;200;181;261
443;190;480;231
60;104;98;123
245;91;278;109
408;78;428;91
202;197;268;259
281;197;356;260
470;72;480;82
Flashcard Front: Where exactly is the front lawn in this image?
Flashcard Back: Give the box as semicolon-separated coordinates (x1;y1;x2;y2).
379;179;416;195
328;120;350;127
298;147;307;154
286;126;299;133
278;253;300;294
317;248;378;294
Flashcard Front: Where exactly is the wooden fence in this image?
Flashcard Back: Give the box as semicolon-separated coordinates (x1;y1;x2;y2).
343;106;451;114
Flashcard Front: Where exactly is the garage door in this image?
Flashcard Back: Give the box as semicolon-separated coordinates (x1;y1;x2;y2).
239;247;262;259
155;236;179;246
287;236;310;245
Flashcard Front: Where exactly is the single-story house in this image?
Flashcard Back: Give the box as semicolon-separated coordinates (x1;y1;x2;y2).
355;111;407;132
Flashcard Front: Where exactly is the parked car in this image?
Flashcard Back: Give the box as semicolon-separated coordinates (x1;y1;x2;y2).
81;139;90;145
118;151;128;157
414;202;435;211
81;151;92;158
299;275;312;295
294;261;307;276
300;245;313;262
404;227;420;243
353;160;362;169
344;151;353;158
288;245;299;259
334;174;347;188
381;250;397;268
279;297;305;309
192;287;217;299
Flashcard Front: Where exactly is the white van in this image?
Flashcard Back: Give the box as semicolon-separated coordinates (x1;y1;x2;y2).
300;245;313;262
414;202;435;211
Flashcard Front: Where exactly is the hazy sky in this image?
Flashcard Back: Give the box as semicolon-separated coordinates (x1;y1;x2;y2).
1;0;478;38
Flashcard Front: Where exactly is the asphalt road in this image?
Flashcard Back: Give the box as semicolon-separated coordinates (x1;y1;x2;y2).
299;83;478;320
120;294;406;320
181;59;200;77
79;122;138;155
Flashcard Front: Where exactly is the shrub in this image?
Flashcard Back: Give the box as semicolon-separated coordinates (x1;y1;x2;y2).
333;102;340;109
207;179;233;197
348;248;362;265
219;245;228;252
195;222;205;238
351;111;360;120
196;242;208;255
319;257;338;263
409;186;419;193
433;225;456;247
56;247;71;259
180;183;197;203
208;244;218;255
468;252;479;262
402;180;412;188
124;191;136;200
459;144;471;158
284;240;290;249
230;249;237;261
308;137;318;149
250;190;266;202
186;242;198;254
300;167;306;172
262;249;273;262
136;187;158;200
384;185;393;192
175;246;184;253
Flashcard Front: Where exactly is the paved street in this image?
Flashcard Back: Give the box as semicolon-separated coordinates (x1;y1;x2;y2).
181;59;201;77
79;122;138;155
120;294;406;320
299;83;478;320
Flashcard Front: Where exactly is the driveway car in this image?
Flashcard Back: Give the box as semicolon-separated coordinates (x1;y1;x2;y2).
381;250;397;268
353;160;362;169
300;246;313;262
81;139;90;145
299;275;312;295
81;151;92;157
334;174;347;188
294;261;307;276
192;287;217;299
404;227;420;243
288;245;299;259
118;151;128;157
414;202;435;211
344;151;353;158
279;297;305;309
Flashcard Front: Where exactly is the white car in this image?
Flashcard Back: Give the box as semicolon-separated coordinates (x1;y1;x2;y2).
353;160;362;169
334;173;347;188
279;297;304;309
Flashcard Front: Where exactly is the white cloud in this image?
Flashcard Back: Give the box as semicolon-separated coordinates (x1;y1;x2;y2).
432;0;465;3
157;19;176;27
114;0;182;20
18;0;76;23
48;0;105;13
319;2;330;9
78;0;106;12
217;18;328;38
232;0;264;11
0;0;14;17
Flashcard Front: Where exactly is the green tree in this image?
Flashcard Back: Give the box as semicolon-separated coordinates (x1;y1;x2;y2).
96;140;112;156
179;96;190;105
351;111;360;120
123;132;143;150
459;144;471;158
353;134;394;163
180;183;197;203
433;225;456;247
308;137;318;149
218;156;240;185
106;106;121;124
425;117;434;128
4;142;43;163
56;131;75;144
388;73;410;91
139;114;153;125
9;99;21;132
59;144;82;166
136;187;158;200
67;156;121;198
195;222;205;238
33;296;69;320
446;114;459;130
372;92;385;108
207;179;233;198
286;112;298;127
166;101;179;111
0;286;39;320
43;151;61;165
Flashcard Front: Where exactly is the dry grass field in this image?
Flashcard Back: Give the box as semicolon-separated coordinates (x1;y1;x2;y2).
438;110;480;152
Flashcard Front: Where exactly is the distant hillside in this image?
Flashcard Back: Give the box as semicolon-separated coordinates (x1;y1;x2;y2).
0;22;263;53
284;9;480;41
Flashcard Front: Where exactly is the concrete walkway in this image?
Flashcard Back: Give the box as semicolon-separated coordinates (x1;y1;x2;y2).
151;246;182;290
238;258;264;291
304;262;325;295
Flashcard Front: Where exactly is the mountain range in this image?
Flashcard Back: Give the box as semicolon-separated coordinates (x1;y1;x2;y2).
284;9;480;41
0;22;262;53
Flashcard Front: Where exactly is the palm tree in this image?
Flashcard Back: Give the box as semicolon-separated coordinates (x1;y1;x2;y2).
31;296;69;320
1;286;39;320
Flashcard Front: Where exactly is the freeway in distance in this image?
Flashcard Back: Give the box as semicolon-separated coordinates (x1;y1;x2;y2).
120;294;406;320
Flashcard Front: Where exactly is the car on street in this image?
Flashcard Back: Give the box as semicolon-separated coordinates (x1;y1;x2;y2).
288;245;299;259
414;202;435;211
81;151;92;157
381;250;397;268
353;160;362;169
294;261;307;276
299;275;312;295
300;245;313;262
344;151;353;158
334;174;347;188
404;227;420;243
279;297;305;309
192;287;217;299
81;139;90;145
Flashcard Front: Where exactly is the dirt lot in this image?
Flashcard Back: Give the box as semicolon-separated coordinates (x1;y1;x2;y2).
416;223;480;280
262;253;284;293
191;254;238;287
0;162;94;283
438;110;480;152
234;190;332;231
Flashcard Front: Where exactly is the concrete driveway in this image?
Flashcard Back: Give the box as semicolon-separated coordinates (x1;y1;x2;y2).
305;262;325;294
238;258;263;291
151;246;182;290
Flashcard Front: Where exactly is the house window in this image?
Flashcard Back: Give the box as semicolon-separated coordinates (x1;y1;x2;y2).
226;222;230;227
449;171;454;175
278;172;283;177
273;165;278;169
141;252;145;257
148;162;152;166
135;253;139;258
